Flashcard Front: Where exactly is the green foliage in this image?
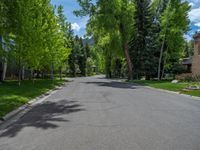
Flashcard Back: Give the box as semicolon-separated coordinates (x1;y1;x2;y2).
77;38;87;76
0;0;191;82
68;35;101;77
184;40;194;57
160;0;190;73
129;0;158;79
76;0;135;79
129;0;190;80
171;63;186;75
68;41;77;77
1;1;72;82
86;57;95;76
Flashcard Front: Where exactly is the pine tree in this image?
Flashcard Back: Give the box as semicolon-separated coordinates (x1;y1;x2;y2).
85;42;91;58
77;38;87;76
68;37;78;77
129;0;157;79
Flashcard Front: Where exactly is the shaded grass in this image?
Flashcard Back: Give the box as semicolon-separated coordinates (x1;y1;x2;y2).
0;79;64;118
131;80;200;97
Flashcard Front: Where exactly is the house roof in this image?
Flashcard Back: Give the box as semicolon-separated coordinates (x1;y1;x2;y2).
182;57;192;65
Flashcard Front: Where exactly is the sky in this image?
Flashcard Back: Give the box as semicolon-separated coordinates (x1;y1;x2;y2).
51;0;200;40
51;0;89;37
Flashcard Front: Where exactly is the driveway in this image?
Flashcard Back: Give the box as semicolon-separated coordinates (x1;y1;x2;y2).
0;76;200;150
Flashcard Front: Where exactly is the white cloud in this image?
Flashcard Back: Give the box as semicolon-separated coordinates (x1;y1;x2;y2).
71;23;81;31
194;22;200;27
78;16;89;30
184;34;192;41
189;7;200;23
189;2;195;7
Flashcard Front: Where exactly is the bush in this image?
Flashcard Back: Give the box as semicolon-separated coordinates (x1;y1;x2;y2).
176;73;200;82
172;63;187;75
86;58;95;76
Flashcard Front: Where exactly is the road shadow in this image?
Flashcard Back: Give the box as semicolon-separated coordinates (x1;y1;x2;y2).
84;81;139;89
0;99;85;138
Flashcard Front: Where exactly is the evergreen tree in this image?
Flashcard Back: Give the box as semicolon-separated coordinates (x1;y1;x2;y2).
68;36;78;77
85;42;91;58
129;0;157;79
77;38;87;76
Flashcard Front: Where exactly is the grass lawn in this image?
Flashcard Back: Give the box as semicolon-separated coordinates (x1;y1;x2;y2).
0;79;65;118
131;80;200;97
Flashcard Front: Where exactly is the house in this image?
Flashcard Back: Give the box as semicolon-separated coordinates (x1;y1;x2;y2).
182;32;200;75
192;32;200;75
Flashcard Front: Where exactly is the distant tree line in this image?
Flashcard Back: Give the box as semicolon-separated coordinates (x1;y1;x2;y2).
68;35;103;77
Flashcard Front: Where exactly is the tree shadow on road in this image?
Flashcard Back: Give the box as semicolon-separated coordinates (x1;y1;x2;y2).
0;99;85;138
84;81;140;89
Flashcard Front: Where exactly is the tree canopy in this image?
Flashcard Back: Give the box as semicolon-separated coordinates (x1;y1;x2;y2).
0;0;191;82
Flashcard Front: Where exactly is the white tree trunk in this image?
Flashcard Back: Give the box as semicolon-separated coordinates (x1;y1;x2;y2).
50;62;54;80
2;58;7;81
158;38;165;80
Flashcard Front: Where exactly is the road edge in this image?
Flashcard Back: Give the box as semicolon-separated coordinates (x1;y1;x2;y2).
144;86;200;101
0;84;64;130
126;80;200;101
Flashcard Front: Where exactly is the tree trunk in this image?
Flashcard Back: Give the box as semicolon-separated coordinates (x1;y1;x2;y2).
161;56;166;80
158;8;170;80
50;62;54;80
145;74;150;80
119;22;133;80
18;66;21;86
59;67;62;80
22;66;25;80
1;57;7;81
161;47;168;80
161;60;166;80
18;53;21;86
18;41;23;86
124;44;133;80
105;54;112;78
158;38;165;80
0;35;3;82
29;70;32;80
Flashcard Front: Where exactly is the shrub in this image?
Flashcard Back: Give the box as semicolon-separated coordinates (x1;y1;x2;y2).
176;73;200;82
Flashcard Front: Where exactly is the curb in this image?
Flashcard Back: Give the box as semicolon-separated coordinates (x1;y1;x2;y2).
125;80;200;101
143;86;200;101
132;82;200;101
0;84;65;129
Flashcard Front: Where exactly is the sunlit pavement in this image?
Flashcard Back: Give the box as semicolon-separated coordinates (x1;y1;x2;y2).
0;75;200;150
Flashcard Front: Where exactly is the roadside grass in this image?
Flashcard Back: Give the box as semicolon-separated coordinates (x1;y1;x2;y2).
0;79;65;118
131;80;200;97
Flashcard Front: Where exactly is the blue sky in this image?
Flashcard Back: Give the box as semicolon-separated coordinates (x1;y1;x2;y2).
51;0;200;40
51;0;89;37
187;0;200;40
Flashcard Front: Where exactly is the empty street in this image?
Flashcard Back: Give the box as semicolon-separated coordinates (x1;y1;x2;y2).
0;76;200;150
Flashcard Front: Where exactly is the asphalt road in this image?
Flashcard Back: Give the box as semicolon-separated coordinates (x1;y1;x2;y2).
0;76;200;150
